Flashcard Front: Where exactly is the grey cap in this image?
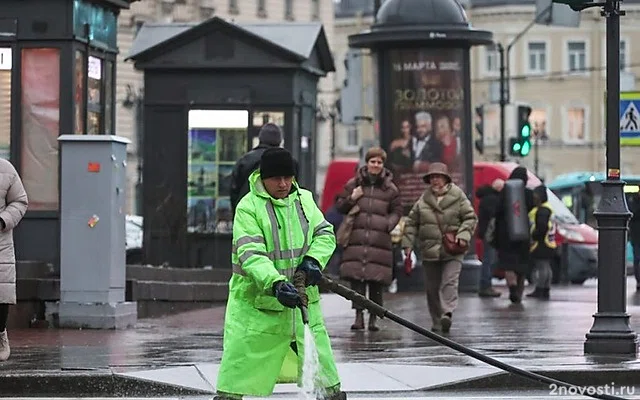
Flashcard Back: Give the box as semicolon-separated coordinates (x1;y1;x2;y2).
258;123;283;146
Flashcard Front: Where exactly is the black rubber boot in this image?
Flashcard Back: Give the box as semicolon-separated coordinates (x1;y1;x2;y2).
213;393;242;400
509;285;521;303
541;288;550;300
320;391;347;400
526;288;543;298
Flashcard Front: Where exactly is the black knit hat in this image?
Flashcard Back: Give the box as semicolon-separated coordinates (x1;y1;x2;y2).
260;147;296;179
258;123;283;146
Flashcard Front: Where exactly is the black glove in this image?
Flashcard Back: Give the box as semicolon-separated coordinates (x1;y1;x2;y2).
273;281;301;308
296;256;323;286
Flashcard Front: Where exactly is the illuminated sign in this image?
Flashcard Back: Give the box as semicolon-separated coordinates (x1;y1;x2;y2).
624;185;639;193
0;48;11;70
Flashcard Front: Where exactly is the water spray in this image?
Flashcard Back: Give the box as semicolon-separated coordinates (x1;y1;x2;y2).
316;274;628;400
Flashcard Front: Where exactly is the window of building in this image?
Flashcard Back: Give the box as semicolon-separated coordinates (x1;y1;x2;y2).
567;41;587;73
21;48;61;211
484;44;498;76
529;107;549;142
482;104;500;145
347;126;358;147
285;0;294;19
527;41;547;74
229;0;239;14
257;0;266;17
563;105;588;143
0;48;11;160
312;0;320;20
601;39;627;71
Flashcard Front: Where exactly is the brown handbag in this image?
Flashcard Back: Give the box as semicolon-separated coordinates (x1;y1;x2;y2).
435;211;468;255
336;205;360;248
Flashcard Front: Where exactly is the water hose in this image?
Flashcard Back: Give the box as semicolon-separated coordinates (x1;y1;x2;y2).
293;270;310;325
317;274;629;400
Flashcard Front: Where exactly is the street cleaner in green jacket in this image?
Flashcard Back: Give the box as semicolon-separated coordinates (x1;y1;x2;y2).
214;147;346;400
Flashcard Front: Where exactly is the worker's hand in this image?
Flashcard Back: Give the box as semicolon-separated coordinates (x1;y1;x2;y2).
296;257;323;286
273;281;301;309
351;186;364;201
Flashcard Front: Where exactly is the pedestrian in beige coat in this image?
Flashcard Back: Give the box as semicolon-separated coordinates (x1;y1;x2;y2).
0;159;28;361
402;163;477;334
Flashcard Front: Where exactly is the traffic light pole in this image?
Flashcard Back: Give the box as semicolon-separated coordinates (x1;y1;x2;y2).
498;43;506;161
534;135;539;177
497;4;551;162
583;0;639;356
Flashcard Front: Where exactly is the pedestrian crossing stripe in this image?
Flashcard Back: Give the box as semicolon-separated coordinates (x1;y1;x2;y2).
620;101;640;133
619;92;640;146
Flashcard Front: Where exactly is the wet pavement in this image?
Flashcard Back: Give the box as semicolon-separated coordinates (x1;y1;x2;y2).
6;393;640;400
3;278;640;396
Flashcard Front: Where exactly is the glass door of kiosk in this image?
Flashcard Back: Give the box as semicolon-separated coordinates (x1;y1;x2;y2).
187;109;248;235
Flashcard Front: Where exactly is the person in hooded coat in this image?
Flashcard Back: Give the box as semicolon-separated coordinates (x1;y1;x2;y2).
492;166;534;303
336;147;403;331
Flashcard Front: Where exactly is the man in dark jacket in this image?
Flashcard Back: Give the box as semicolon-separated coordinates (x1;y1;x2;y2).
629;192;640;291
476;178;504;298
230;123;282;214
526;185;557;299
492;166;535;303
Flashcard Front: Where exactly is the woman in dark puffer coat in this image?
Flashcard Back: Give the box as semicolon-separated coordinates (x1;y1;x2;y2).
336;147;403;331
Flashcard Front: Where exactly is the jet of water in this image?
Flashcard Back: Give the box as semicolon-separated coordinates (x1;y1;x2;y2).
299;324;325;400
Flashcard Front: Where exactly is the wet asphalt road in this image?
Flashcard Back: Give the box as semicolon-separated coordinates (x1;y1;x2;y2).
2;278;640;373
5;392;640;400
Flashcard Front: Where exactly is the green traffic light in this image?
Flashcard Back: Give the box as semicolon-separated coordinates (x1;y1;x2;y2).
521;125;531;138
512;142;521;151
520;140;531;156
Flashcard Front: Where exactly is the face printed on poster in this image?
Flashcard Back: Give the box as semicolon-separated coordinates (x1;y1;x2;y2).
385;48;466;208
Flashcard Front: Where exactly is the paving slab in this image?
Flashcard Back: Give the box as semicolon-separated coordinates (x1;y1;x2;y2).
117;362;499;394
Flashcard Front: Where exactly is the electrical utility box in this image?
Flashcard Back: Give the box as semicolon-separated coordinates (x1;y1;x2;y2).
57;135;137;329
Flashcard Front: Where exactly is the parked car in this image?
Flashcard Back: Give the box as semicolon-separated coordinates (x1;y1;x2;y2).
126;215;143;264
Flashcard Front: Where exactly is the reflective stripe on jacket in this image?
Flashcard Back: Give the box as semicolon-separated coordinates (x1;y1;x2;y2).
529;202;557;257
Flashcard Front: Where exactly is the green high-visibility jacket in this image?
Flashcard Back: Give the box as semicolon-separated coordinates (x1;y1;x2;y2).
216;170;340;397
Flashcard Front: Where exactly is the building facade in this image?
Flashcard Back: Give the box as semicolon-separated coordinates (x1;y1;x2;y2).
333;0;376;160
470;0;640;181
333;0;640;183
116;0;336;213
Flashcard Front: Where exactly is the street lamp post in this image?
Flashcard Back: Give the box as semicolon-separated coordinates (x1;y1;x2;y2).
571;0;639;355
